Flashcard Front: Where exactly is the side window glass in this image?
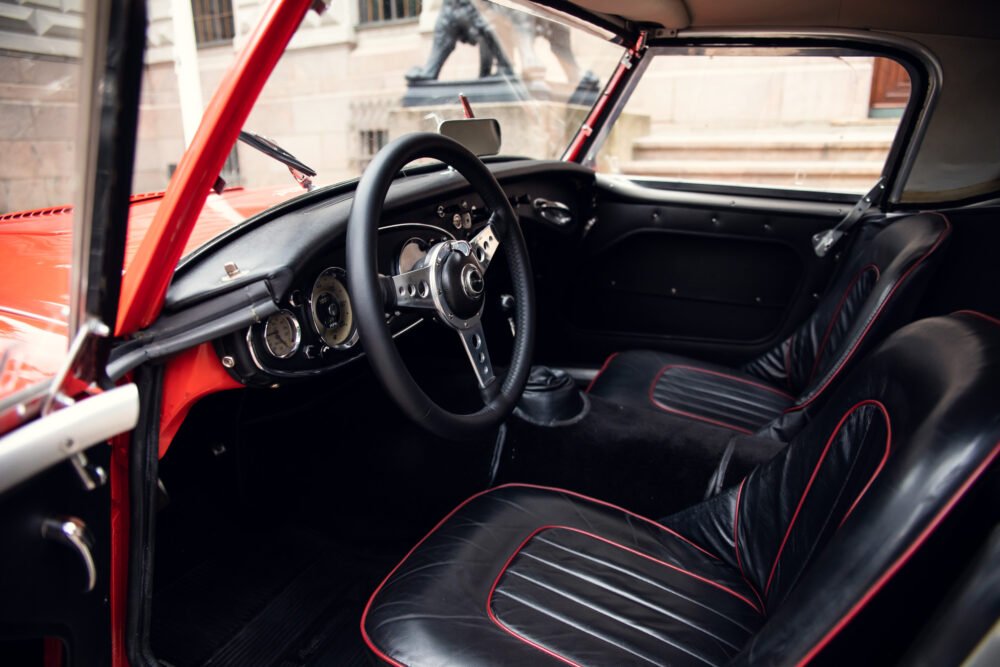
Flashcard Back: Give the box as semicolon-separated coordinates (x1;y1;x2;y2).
597;53;911;194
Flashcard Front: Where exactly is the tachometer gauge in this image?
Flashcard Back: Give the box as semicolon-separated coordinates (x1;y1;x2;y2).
310;267;357;349
263;310;301;359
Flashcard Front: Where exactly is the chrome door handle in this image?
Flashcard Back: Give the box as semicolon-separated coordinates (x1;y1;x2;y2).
532;198;573;226
41;516;96;592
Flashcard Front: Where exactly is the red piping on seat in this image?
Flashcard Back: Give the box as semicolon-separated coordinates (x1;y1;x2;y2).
805;264;881;387
585;352;620;394
360;483;718;665
788;213;952;414
648;365;794;434
796;440;1000;666
838;410;893;528
763;400;891;597
954;309;1000;328
484;525;763;665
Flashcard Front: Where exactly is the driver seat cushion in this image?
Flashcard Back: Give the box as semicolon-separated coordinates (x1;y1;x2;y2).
362;484;766;667
587;213;951;441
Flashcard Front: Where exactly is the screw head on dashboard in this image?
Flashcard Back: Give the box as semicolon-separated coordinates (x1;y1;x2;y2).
221;356;235;368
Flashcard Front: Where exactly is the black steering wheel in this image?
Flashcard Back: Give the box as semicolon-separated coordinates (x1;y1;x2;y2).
346;132;535;439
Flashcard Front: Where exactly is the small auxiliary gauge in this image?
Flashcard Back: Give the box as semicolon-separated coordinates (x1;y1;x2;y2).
263;310;301;359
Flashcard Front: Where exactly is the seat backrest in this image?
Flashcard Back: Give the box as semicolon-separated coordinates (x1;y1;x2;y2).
744;213;950;439
665;311;1000;662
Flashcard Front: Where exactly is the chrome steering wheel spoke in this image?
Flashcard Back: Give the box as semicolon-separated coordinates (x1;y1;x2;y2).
389;265;436;311
469;220;500;274
458;319;496;392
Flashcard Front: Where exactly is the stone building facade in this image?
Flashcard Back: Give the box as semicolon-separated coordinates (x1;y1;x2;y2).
1;0;900;213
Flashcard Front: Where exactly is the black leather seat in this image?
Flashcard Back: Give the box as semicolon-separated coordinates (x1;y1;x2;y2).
362;311;1000;665
588;213;951;441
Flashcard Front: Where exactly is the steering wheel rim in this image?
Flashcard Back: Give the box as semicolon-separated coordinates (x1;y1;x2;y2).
346;132;535;439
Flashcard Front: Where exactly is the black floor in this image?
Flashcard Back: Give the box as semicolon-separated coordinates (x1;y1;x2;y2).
152;524;401;667
149;362;497;667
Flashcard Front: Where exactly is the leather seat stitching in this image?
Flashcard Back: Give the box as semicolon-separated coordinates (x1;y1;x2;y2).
531;538;759;633
493;586;671;667
504;569;726;665
654;383;788;422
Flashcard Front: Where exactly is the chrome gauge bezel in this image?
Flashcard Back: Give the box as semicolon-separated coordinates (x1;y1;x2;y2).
309;266;359;350
262;309;302;359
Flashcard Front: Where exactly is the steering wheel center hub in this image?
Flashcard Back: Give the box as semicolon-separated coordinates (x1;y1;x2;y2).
430;241;485;322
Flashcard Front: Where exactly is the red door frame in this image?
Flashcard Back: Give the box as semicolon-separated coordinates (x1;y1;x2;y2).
115;0;313;336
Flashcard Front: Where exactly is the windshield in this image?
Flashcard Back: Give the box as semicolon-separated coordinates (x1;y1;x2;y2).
131;0;622;212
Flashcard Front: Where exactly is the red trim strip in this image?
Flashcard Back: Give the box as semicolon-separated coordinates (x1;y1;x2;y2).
837;408;893;528
484;524;762;663
360;483;717;664
805;264;881;386
796;440;1000;666
648;365;793;434
787;213;952;414
586;352;620;394
764;400;891;597
954;310;1000;328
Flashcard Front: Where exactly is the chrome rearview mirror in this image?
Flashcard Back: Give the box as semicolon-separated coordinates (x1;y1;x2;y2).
439;118;502;157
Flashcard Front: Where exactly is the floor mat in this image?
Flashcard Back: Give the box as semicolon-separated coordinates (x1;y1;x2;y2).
152;527;401;667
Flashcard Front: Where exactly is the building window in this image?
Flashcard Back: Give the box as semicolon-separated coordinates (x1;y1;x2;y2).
358;129;388;169
359;0;421;25
192;0;235;47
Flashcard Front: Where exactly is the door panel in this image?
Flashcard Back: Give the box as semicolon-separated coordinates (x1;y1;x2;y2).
0;447;111;665
556;177;848;366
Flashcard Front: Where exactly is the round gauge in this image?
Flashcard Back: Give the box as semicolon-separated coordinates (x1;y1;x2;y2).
263;310;301;359
310;267;357;349
397;238;428;274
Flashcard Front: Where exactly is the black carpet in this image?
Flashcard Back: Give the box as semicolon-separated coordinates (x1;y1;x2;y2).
151;525;400;667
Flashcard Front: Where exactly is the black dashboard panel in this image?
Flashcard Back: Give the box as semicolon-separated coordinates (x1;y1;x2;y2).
183;159;595;386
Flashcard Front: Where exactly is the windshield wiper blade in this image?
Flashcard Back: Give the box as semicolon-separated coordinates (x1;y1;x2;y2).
238;130;317;190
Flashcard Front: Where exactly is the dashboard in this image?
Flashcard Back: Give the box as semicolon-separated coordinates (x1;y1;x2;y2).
238;221;457;381
158;160;596;387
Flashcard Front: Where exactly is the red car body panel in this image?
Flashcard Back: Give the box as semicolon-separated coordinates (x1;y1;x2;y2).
0;186;297;400
116;0;312;336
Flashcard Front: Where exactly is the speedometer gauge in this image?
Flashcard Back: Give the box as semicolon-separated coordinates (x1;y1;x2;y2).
310;267;358;349
263;310;301;359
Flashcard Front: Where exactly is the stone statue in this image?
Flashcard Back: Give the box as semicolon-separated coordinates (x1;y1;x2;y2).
405;0;515;82
493;7;598;89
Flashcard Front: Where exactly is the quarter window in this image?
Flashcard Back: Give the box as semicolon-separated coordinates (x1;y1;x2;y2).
596;53;911;194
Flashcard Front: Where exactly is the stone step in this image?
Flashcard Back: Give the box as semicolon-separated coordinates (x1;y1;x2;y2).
631;128;896;162
616;158;882;191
